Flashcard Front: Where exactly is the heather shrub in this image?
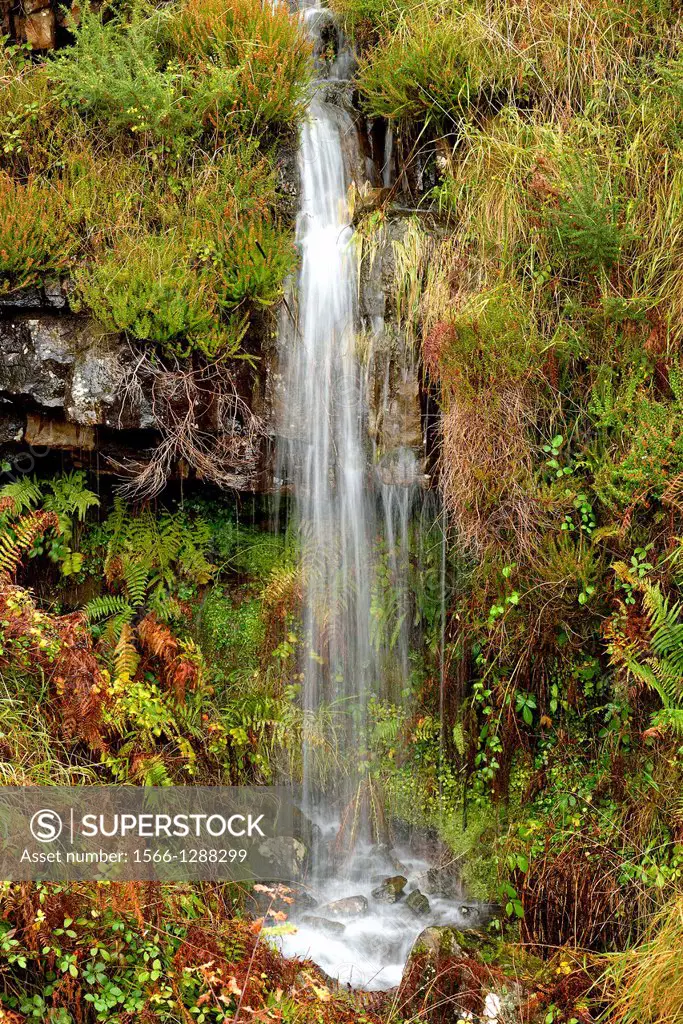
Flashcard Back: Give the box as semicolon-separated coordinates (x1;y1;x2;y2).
195;216;296;309
161;0;311;128
545;154;632;275
0;173;75;288
73;233;220;355
75;212;295;356
592;396;683;514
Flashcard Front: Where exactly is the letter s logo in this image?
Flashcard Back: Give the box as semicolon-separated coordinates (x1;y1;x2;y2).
30;809;63;843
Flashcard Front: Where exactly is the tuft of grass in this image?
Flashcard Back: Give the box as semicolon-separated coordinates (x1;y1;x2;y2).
602;890;683;1023
355;5;518;125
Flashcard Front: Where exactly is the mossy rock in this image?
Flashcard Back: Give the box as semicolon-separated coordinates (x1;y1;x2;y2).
410;926;549;984
410;925;466;959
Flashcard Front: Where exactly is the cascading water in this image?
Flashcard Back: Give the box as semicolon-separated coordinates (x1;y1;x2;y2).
275;0;482;991
276;1;379;812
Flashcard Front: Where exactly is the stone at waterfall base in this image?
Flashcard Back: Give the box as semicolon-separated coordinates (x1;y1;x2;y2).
317;895;368;920
300;915;346;937
405;889;430;916
371;875;407;903
257;837;307;881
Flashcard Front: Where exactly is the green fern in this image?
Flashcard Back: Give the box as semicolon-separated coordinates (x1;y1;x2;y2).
0;477;43;515
43;471;100;536
122;560;149;607
147;589;183;623
610;565;683;725
104;502;215;589
85;594;135;624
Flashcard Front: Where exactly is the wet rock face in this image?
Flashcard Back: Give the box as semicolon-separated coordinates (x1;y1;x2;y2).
0;316;149;429
4;0;78;50
358;216;426;478
0;287;275;487
300;915;346;937
417;861;465;900
0;405;25;444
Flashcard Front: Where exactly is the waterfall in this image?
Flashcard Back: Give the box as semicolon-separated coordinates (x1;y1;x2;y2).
274;0;470;990
277;3;381;810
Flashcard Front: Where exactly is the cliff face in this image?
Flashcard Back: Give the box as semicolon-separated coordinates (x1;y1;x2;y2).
0;0;75;52
0;229;427;491
0;287;278;488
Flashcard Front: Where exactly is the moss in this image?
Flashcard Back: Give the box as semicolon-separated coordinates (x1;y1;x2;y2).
438;283;541;399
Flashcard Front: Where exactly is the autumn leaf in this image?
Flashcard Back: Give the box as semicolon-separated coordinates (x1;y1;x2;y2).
266;909;288;921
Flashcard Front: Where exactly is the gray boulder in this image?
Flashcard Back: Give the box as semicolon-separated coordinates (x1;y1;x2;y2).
257;836;307;881
317;895;368;920
405;889;430;916
371;875;407;904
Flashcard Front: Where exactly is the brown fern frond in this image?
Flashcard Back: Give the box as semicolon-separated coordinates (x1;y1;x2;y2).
137;614;199;702
105;554;124;585
0;579;109;749
0;510;60;579
113;622;140;680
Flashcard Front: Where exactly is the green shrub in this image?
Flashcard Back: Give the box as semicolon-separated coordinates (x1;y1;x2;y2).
439;283;540;397
195;216;296;310
74;215;294;357
593;397;683;512
0;173;75;288
50;8;198;155
546;155;632;274
73;232;222;354
199;590;265;672
229;529;294;582
355;6;518;124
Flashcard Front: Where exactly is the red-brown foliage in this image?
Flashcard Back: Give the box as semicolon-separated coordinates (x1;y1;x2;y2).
137;613;200;701
0;580;109;749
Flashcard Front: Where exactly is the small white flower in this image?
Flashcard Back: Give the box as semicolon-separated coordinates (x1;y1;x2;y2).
483;991;502;1021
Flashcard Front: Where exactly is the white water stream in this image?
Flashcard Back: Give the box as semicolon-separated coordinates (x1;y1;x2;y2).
276;1;382;804
274;0;480;991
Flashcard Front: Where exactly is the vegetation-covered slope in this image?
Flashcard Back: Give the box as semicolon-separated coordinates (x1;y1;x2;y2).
1;0;309;357
331;0;683;1018
2;0;683;1021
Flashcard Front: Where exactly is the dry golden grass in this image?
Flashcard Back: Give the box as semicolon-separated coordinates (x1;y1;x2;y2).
602;890;683;1023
